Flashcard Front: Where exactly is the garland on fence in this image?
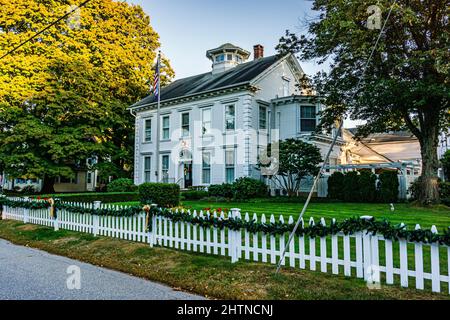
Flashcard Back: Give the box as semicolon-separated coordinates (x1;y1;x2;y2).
1;197;449;245
148;207;450;246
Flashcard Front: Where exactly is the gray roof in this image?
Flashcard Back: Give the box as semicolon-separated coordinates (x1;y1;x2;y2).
130;54;280;109
356;131;418;143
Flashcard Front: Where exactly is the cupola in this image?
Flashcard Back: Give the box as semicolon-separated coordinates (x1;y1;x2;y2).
206;43;250;75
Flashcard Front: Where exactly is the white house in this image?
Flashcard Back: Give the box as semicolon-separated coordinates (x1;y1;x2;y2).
129;44;344;189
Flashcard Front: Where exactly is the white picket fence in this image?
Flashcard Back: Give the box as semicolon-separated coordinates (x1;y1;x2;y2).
1;198;449;295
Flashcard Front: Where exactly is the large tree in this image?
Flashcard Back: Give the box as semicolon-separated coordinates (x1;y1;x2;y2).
259;139;322;196
0;0;174;192
278;1;449;204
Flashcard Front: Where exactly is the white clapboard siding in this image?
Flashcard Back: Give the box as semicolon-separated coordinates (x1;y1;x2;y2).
2;197;449;295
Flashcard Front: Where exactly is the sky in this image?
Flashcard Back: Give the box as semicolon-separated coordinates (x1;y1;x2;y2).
128;0;324;78
127;0;362;128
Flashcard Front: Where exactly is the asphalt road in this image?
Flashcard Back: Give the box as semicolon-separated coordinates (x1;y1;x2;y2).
0;239;204;300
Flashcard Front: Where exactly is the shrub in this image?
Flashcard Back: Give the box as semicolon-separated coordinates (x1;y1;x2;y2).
138;183;180;207
208;183;233;199
378;171;399;203
107;178;137;192
20;185;37;195
327;171;345;200
358;170;377;202
343;171;360;202
182;190;208;201
32;192;139;203
408;177;421;200
232;177;268;200
439;181;450;206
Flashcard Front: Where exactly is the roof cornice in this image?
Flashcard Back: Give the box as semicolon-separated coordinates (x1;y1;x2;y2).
129;83;255;113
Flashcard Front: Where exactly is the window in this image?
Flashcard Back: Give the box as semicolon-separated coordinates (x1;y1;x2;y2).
162;116;170;140
144;156;151;182
215;54;225;62
202;108;211;135
225;149;235;183
283;79;290;96
162;155;169;183
58;175;77;184
181;112;190;137
144;119;152;142
259;105;267;129
227;54;233;61
225;104;235;130
300;106;317;132
87;172;92;184
202;152;211;184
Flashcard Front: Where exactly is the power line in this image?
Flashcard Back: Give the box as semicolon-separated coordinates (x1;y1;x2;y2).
276;1;398;274
0;0;93;60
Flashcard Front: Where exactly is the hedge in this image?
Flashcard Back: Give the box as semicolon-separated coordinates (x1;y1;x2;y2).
208;178;268;200
378;171;399;203
328;170;398;203
232;177;268;200
181;190;209;201
138;183;180;207
31;192;139;203
327;172;345;200
107;178;137;192
208;183;234;199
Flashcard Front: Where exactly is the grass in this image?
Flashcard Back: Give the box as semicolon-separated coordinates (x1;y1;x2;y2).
114;200;450;230
0;219;448;300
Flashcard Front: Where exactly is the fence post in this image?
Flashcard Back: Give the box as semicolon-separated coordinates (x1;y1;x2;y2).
93;201;101;236
23;208;29;223
23;197;29;223
360;216;373;282
1;202;6;220
148;204;158;247
230;208;241;263
53;206;59;231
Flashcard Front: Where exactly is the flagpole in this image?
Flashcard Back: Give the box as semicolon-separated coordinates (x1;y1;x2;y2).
155;51;161;182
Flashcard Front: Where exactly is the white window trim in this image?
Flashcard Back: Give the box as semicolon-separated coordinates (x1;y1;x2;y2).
143;155;152;183
224;103;236;131
258;105;268;131
181;112;190;138
202;107;212;136
143;118;152;143
225;148;236;184
202;151;211;185
161;115;170;141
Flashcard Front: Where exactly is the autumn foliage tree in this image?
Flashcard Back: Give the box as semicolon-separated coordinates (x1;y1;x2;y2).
278;0;449;204
0;0;174;192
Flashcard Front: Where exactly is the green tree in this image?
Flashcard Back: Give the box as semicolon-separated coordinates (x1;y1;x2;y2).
0;0;174;192
277;1;449;204
259;139;322;196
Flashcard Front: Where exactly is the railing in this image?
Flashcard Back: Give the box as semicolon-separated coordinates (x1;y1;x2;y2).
1;198;449;295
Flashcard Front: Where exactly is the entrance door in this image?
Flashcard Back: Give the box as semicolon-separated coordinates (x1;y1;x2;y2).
184;163;193;188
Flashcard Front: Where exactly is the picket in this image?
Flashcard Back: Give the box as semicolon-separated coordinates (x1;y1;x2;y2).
309;218;316;271
414;224;424;290
430;225;440;293
1;198;449;295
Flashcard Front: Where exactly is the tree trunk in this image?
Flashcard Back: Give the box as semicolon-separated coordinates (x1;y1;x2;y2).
418;123;440;204
41;176;55;194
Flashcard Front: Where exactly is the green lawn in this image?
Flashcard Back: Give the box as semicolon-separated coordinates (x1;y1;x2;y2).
114;200;450;230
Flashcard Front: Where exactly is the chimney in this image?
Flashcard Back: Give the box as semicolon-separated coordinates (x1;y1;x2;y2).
254;44;264;60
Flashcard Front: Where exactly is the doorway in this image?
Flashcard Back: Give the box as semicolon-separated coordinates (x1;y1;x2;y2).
184;163;193;188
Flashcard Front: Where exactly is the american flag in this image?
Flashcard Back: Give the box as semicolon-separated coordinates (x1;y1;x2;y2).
152;55;160;99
